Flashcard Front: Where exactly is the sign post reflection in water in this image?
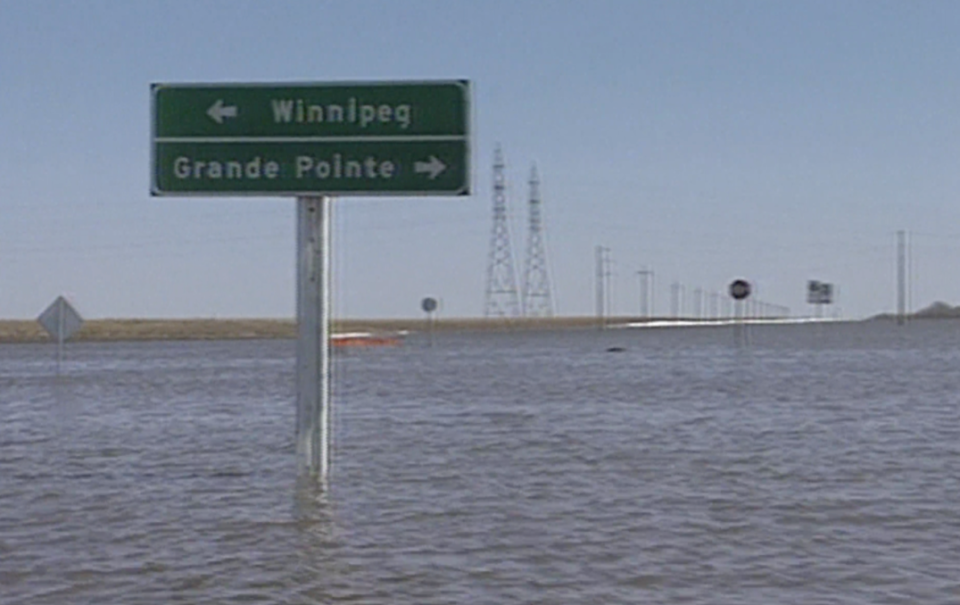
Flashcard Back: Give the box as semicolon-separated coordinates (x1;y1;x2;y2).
151;80;472;483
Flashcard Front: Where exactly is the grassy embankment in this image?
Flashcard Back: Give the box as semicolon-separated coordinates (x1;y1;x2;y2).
4;309;945;344
0;316;618;344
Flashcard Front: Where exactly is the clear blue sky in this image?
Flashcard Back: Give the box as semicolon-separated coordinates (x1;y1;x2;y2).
2;1;960;319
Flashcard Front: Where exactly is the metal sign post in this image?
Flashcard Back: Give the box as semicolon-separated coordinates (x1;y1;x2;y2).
58;302;64;370
296;197;331;480
729;279;751;347
807;280;834;320
421;297;438;346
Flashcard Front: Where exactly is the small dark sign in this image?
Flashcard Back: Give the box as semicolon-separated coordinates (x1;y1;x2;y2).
729;279;751;300
421;297;438;313
807;280;834;304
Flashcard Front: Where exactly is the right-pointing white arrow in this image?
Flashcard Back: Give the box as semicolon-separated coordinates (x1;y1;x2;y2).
414;155;446;180
206;99;238;124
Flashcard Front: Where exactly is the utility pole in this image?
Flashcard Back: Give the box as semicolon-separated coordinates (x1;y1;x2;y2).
595;246;611;328
897;229;907;325
637;268;654;318
670;282;682;319
721;295;732;319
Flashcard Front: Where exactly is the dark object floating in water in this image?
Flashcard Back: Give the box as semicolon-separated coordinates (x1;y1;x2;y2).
606;346;626;353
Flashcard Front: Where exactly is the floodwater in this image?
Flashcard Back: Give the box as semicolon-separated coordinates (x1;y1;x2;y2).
2;321;959;604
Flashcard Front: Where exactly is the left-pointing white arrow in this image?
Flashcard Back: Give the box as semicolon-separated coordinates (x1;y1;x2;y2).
207;99;238;124
414;155;447;180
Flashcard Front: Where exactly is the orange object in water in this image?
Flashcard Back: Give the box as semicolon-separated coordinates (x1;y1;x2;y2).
330;332;403;348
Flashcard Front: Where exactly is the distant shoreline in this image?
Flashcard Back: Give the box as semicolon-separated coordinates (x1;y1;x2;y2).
0;317;603;343
0;314;948;344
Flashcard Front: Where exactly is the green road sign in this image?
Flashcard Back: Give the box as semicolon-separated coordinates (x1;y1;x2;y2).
151;81;470;196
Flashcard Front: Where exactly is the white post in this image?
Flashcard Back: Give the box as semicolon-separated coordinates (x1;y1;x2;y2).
296;196;331;483
57;297;64;375
732;298;744;347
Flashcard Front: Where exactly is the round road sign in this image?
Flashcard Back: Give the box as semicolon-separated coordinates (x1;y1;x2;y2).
421;297;438;313
729;279;751;300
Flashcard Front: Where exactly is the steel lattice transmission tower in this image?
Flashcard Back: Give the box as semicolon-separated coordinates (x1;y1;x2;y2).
483;145;521;318
522;164;554;317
